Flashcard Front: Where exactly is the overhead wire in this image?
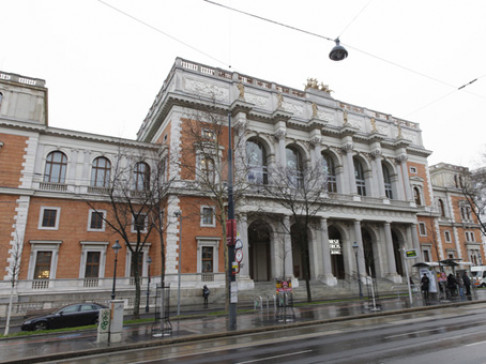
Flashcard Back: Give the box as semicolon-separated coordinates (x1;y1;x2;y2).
204;1;486;107
203;0;456;89
97;0;229;68
337;0;374;39
406;75;486;117
99;0;486;116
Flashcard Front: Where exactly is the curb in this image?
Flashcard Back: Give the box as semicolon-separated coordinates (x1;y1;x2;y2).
5;299;486;364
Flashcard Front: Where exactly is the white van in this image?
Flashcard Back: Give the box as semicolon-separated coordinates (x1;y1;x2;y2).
471;266;486;287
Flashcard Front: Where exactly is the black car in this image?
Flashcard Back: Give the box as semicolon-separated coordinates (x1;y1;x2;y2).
21;303;107;331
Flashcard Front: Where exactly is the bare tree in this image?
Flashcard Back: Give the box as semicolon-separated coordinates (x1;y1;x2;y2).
86;147;170;317
258;160;329;302
3;231;22;336
177;104;248;310
461;168;486;237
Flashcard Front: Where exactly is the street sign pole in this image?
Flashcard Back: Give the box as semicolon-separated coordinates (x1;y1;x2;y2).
404;249;419;306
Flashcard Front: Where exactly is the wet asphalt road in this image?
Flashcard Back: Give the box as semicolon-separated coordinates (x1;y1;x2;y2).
42;302;486;363
1;291;486;363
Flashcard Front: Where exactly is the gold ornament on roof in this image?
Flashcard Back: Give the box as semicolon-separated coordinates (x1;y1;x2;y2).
237;82;245;100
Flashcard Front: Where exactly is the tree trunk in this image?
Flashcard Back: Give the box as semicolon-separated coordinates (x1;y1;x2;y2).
3;282;15;336
303;247;312;302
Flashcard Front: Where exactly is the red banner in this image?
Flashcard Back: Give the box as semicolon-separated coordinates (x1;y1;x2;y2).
226;219;236;246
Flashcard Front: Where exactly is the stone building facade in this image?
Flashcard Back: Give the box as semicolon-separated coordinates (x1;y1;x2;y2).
0;59;484;307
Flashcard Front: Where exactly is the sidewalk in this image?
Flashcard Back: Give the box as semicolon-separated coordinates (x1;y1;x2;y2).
1;290;486;364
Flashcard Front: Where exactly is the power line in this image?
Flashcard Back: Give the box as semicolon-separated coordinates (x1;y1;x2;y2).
97;0;229;68
338;0;374;39
204;0;486;98
203;0;334;42
406;75;486;116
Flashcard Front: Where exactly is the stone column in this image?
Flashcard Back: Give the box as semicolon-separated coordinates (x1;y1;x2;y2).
342;138;355;195
282;215;294;280
353;220;366;278
398;153;412;201
275;122;287;168
410;223;420;256
371;144;385;197
236;213;250;277
233;112;247;185
320;218;337;286
384;222;399;282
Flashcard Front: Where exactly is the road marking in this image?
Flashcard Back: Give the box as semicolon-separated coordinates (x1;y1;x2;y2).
466;340;486;347
385;329;435;339
235;350;313;364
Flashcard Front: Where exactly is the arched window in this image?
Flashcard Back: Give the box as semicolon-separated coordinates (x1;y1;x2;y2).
413;186;422;205
246;139;267;184
322;153;337;193
353;157;366;196
199;156;215;183
382;164;393;199
44;151;67;183
91;157;111;187
286;146;303;188
0;92;3;108
438;199;446;217
134;162;150;191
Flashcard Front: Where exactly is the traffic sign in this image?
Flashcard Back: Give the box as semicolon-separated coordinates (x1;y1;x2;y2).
235;249;243;263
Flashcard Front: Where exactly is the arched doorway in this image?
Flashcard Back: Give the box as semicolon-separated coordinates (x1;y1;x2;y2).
291;224;310;280
328;226;345;279
392;231;404;276
362;229;376;277
248;220;272;281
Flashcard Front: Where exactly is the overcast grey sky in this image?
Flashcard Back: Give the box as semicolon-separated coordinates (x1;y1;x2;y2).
1;0;485;168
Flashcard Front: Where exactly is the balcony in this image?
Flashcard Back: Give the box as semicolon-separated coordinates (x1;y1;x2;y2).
39;182;67;192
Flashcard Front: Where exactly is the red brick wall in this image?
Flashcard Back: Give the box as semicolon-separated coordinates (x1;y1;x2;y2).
178;196;225;273
0;133;28;188
20;198;159;279
408;161;432;206
0;195;19;276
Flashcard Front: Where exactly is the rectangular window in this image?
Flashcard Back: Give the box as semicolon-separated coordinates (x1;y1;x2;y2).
419;222;427;236
466;231;475;242
202;246;214;273
39;207;60;230
201;207;215;227
34;251;52;279
85;252;100;278
423;250;430;262
444;230;451;243
132;213;147;233
202;129;216;141
88;210;105;231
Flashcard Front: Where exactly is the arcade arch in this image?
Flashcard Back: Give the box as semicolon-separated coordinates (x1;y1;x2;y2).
248;220;272;281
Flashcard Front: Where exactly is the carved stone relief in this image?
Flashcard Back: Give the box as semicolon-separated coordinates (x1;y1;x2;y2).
184;77;229;101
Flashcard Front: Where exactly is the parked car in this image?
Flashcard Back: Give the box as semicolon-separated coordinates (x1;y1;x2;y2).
21;302;107;331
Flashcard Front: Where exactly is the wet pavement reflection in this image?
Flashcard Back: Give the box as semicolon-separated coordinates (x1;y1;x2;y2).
1;290;486;363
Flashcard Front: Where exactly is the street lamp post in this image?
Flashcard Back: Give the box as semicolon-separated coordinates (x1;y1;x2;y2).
226;110;237;330
111;240;121;300
145;256;152;313
352;241;363;299
174;210;182;316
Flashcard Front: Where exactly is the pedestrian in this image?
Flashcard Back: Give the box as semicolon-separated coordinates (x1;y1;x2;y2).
456;273;465;300
202;285;210;307
463;272;472;298
447;273;457;298
421;273;430;303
